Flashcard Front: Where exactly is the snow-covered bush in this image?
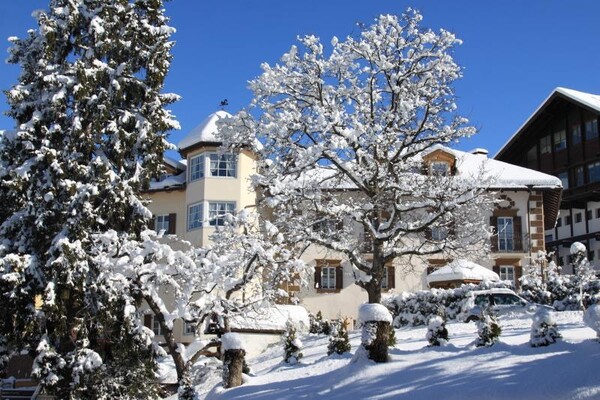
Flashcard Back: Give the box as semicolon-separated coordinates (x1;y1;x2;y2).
327;319;352;356
583;304;600;340
426;316;449;346
309;311;332;335
530;309;561;347
475;309;501;347
385;281;511;327
283;323;303;364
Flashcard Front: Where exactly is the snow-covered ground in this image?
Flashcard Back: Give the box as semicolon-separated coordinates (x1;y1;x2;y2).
197;311;600;400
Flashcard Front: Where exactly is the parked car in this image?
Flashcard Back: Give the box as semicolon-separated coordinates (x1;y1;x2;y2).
463;288;554;322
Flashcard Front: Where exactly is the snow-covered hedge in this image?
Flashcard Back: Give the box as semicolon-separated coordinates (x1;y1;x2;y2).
384;281;511;327
520;275;600;311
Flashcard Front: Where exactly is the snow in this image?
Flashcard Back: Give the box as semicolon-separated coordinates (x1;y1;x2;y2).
199;311;600;400
149;171;186;190
228;305;310;332
426;259;500;285
571;241;587;256
583;305;600;338
358;303;393;324
221;333;245;351
178;110;232;150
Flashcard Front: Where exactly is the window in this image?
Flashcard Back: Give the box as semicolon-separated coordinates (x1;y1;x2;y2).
499;265;515;284
587;210;593;220
430;161;450;176
209;153;237;177
557;172;569;189
553;129;566;151
321;267;337;289
431;226;449;241
189;154;205;182
184;321;196;336
585;117;598;140
540;136;551;154
597;208;600;219
572;124;582;145
497;217;514;251
566;215;572;225
187;203;203;231
208;202;235;226
526;146;537;168
574;166;585;187
381;267;389;289
152;317;162;336
589;251;596;261
155;214;170;233
556;217;562;227
575;213;582;223
557;256;564;266
588;161;600;183
545;234;553;242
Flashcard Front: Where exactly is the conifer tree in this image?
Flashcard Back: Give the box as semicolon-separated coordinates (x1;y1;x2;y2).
0;0;178;397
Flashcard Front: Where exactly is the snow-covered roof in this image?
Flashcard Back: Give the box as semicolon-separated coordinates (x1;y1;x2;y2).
178;110;232;151
228;305;310;332
496;87;600;159
149;171;186;191
449;147;562;190
426;259;500;285
163;155;186;171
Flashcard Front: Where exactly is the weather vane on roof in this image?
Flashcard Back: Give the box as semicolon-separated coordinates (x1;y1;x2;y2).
219;99;228;110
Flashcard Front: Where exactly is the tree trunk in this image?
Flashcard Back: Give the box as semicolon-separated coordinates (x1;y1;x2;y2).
366;239;384;304
222;349;245;388
363;320;391;362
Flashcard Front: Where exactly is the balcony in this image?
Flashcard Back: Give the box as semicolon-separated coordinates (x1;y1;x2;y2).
491;232;524;253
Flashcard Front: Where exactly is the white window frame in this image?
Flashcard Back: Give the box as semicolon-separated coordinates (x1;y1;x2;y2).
431;226;449;241
187;202;203;231
189;154;205;182
152;317;162;336
183;321;196;336
497;216;514;251
499;265;515;285
208;201;236;226
155;214;170;233
430;161;450;176
209;153;237;177
321;266;336;290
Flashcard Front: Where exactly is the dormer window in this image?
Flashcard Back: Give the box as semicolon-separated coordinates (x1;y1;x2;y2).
430;161;450;176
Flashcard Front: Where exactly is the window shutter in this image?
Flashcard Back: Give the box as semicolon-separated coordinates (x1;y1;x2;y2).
492;265;500;276
335;266;343;290
490;216;498;251
168;213;177;234
515;265;523;289
387;266;395;289
513;216;522;251
314;266;322;289
144;314;152;328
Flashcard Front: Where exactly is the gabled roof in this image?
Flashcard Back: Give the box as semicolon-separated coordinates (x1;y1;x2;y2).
178;110;232;152
495;87;600;159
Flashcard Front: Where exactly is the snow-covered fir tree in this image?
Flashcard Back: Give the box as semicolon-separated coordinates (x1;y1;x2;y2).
219;9;491;361
0;0;178;397
426;315;449;346
475;309;501;347
327;319;352;355
530;308;561;347
283;322;303;364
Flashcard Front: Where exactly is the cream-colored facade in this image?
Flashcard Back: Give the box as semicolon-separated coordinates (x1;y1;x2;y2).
145;111;563;334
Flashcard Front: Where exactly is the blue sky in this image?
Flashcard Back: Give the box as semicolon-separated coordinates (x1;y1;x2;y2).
1;1;600;157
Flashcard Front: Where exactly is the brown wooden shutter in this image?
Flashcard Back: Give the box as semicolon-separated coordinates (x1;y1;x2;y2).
513;216;522;251
144;314;152;328
387;266;395;289
335;266;343;290
168;213;177;234
490;216;498;251
492;265;500;276
515;265;523;289
314;266;322;289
